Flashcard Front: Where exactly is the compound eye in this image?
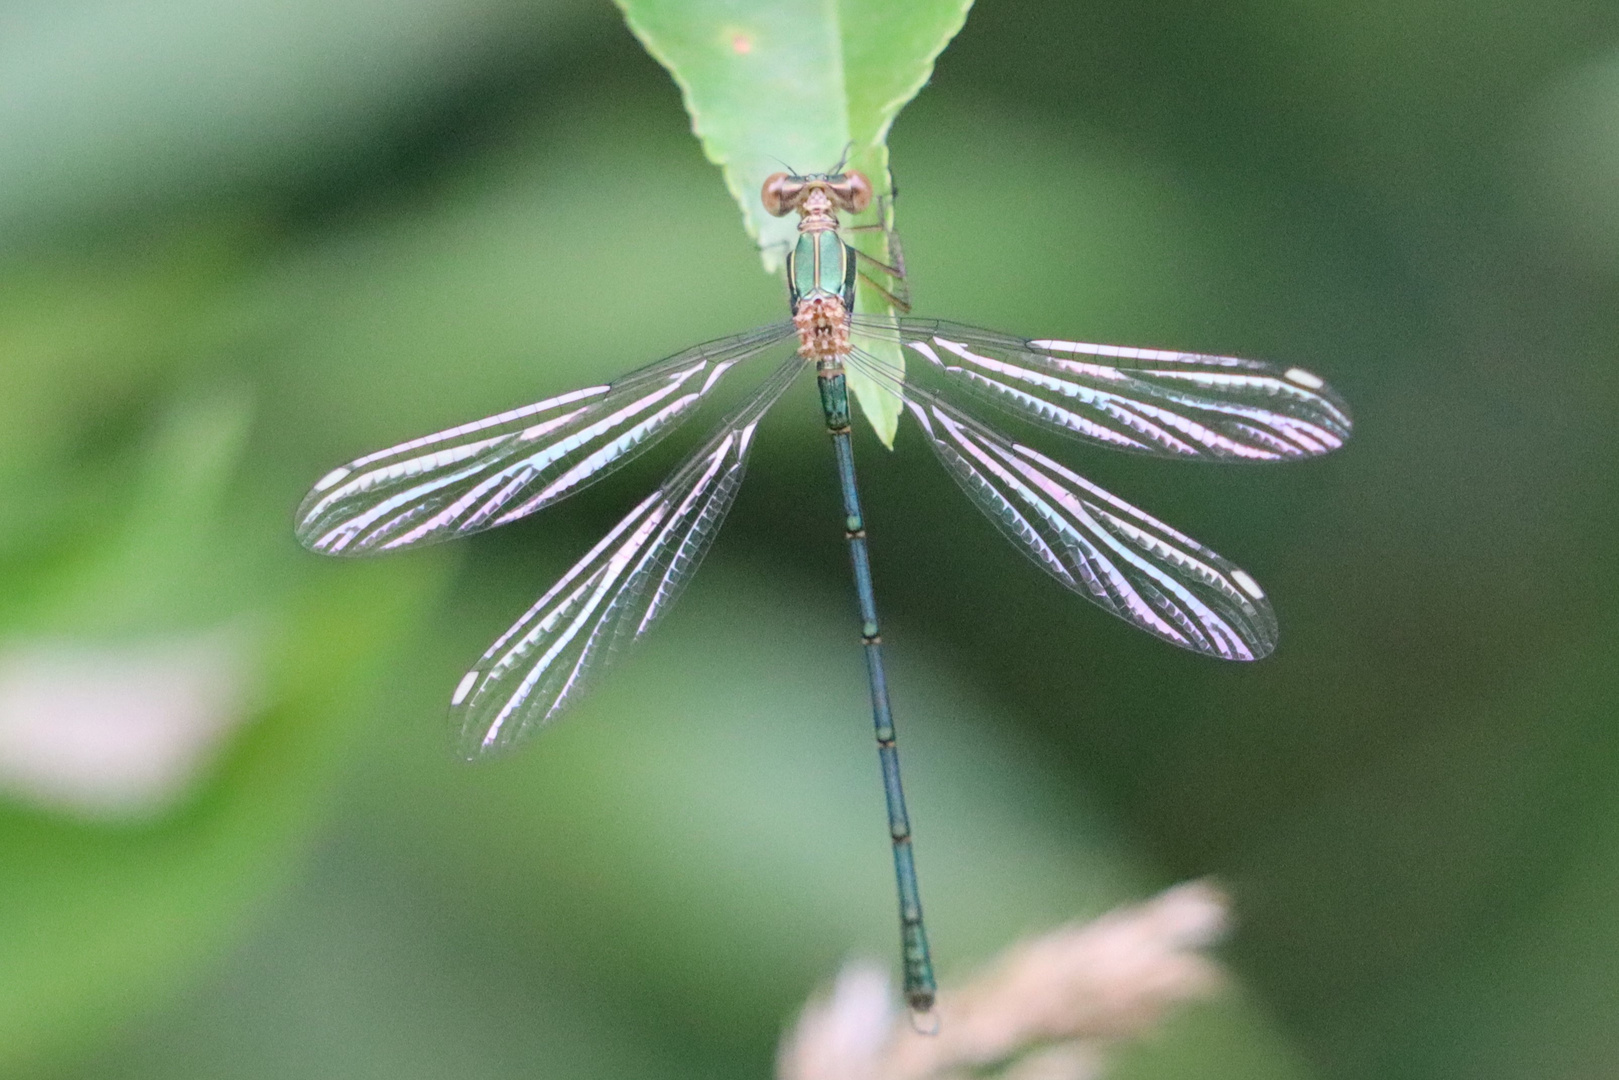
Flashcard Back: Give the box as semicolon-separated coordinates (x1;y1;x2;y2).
762;173;802;216
833;171;873;213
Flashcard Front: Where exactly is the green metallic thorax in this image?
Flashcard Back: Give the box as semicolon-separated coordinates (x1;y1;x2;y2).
787;227;857;313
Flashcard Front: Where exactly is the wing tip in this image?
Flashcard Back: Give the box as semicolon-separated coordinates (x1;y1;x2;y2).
448;670;553;761
1240;633;1279;661
449;710;507;763
289;520;364;557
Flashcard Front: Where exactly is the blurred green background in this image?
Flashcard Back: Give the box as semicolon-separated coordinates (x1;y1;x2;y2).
2;0;1618;1077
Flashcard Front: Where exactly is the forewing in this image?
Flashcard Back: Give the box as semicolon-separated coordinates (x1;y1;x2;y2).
898;386;1278;660
296;323;794;555
449;354;804;757
857;317;1351;461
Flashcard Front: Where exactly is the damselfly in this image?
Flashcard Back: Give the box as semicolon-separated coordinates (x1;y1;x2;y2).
295;169;1352;1022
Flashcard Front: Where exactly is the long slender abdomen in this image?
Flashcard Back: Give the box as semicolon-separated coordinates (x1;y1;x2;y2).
814;361;938;1019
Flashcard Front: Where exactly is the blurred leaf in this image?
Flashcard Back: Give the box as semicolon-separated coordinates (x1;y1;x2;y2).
1112;991;1313;1080
613;0;974;445
1513;47;1619;271
0;225;252;478
0;0;607;242
15;389;254;636
0;556;448;1075
0;328;452;1067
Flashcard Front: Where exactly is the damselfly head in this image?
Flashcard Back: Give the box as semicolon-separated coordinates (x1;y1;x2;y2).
762;170;872;217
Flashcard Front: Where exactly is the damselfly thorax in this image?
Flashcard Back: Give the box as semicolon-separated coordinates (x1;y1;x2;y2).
763;170;870;364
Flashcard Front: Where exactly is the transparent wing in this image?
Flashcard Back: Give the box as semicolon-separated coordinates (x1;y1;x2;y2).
852;347;1277;659
295;322;796;555
449;354;804;758
850;317;1351;461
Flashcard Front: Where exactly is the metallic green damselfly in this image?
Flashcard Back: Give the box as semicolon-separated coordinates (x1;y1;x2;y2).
296;169;1352;1022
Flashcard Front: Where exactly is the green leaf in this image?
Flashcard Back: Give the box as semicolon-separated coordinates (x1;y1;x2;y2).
613;0;975;447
